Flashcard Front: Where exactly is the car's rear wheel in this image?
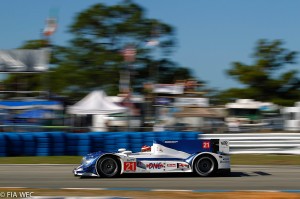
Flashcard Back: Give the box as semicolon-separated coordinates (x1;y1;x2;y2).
194;155;216;177
97;156;120;178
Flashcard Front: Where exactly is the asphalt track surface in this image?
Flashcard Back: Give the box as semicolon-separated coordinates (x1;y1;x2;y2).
0;165;299;190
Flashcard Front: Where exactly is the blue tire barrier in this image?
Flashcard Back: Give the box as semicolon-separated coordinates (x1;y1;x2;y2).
66;146;77;155
153;132;167;140
130;136;143;142
143;140;154;146
78;145;90;156
19;133;35;156
144;132;159;139
159;131;169;137
116;142;130;149
115;140;130;146
89;132;104;152
166;131;183;140
4;133;22;156
102;133;117;152
130;132;143;150
102;133;117;145
34;132;50;156
130;143;143;149
48;132;65;156
77;134;91;156
0;131;201;157
128;133;143;140
155;132;169;141
65;133;91;156
65;133;78;146
65;133;79;156
104;145;116;152
143;132;156;137
115;134;130;143
133;137;143;143
93;133;115;153
49;131;65;142
104;138;115;145
143;132;158;145
143;136;155;142
116;141;131;147
0;147;5;157
130;143;143;150
0;134;6;157
128;132;144;140
131;147;141;153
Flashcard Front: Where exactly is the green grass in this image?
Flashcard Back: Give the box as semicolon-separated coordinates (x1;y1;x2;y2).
231;154;300;165
0;154;299;165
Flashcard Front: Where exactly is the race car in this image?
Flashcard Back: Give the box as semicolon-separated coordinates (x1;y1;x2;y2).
73;139;230;178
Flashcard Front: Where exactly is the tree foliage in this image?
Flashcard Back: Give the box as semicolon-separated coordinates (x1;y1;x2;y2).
49;0;193;98
218;39;300;106
2;0;196;100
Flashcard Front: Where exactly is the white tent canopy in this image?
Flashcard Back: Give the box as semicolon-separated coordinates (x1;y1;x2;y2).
67;90;127;115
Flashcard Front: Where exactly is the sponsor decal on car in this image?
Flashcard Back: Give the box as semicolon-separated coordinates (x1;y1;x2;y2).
221;140;229;146
164;141;178;143
146;162;165;169
167;164;176;167
220;156;230;163
137;161;147;169
177;163;189;169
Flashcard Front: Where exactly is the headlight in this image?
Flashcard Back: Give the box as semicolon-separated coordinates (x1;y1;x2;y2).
81;157;86;164
82;156;95;166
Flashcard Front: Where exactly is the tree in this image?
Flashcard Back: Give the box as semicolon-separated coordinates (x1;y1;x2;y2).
218;39;300;106
133;58;196;92
2;0;201;100
48;0;194;99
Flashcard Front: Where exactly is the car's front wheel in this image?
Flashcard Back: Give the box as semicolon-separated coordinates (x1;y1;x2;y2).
194;155;216;177
97;156;120;178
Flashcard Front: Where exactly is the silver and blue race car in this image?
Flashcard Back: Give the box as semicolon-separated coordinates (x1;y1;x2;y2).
73;139;230;178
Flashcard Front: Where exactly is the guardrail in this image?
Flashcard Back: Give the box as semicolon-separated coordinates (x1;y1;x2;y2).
199;133;300;155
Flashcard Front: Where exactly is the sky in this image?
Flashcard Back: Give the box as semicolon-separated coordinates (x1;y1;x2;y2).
1;0;300;90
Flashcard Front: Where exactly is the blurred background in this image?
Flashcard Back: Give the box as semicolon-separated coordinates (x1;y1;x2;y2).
0;0;300;157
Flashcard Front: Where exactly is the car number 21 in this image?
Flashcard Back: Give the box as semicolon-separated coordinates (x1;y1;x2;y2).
124;162;136;171
202;141;210;149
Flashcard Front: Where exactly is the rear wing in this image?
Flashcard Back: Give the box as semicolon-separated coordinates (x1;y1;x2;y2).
211;139;230;155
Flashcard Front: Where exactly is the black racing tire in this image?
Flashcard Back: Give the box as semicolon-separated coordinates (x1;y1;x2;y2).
193;155;216;177
96;156;120;178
